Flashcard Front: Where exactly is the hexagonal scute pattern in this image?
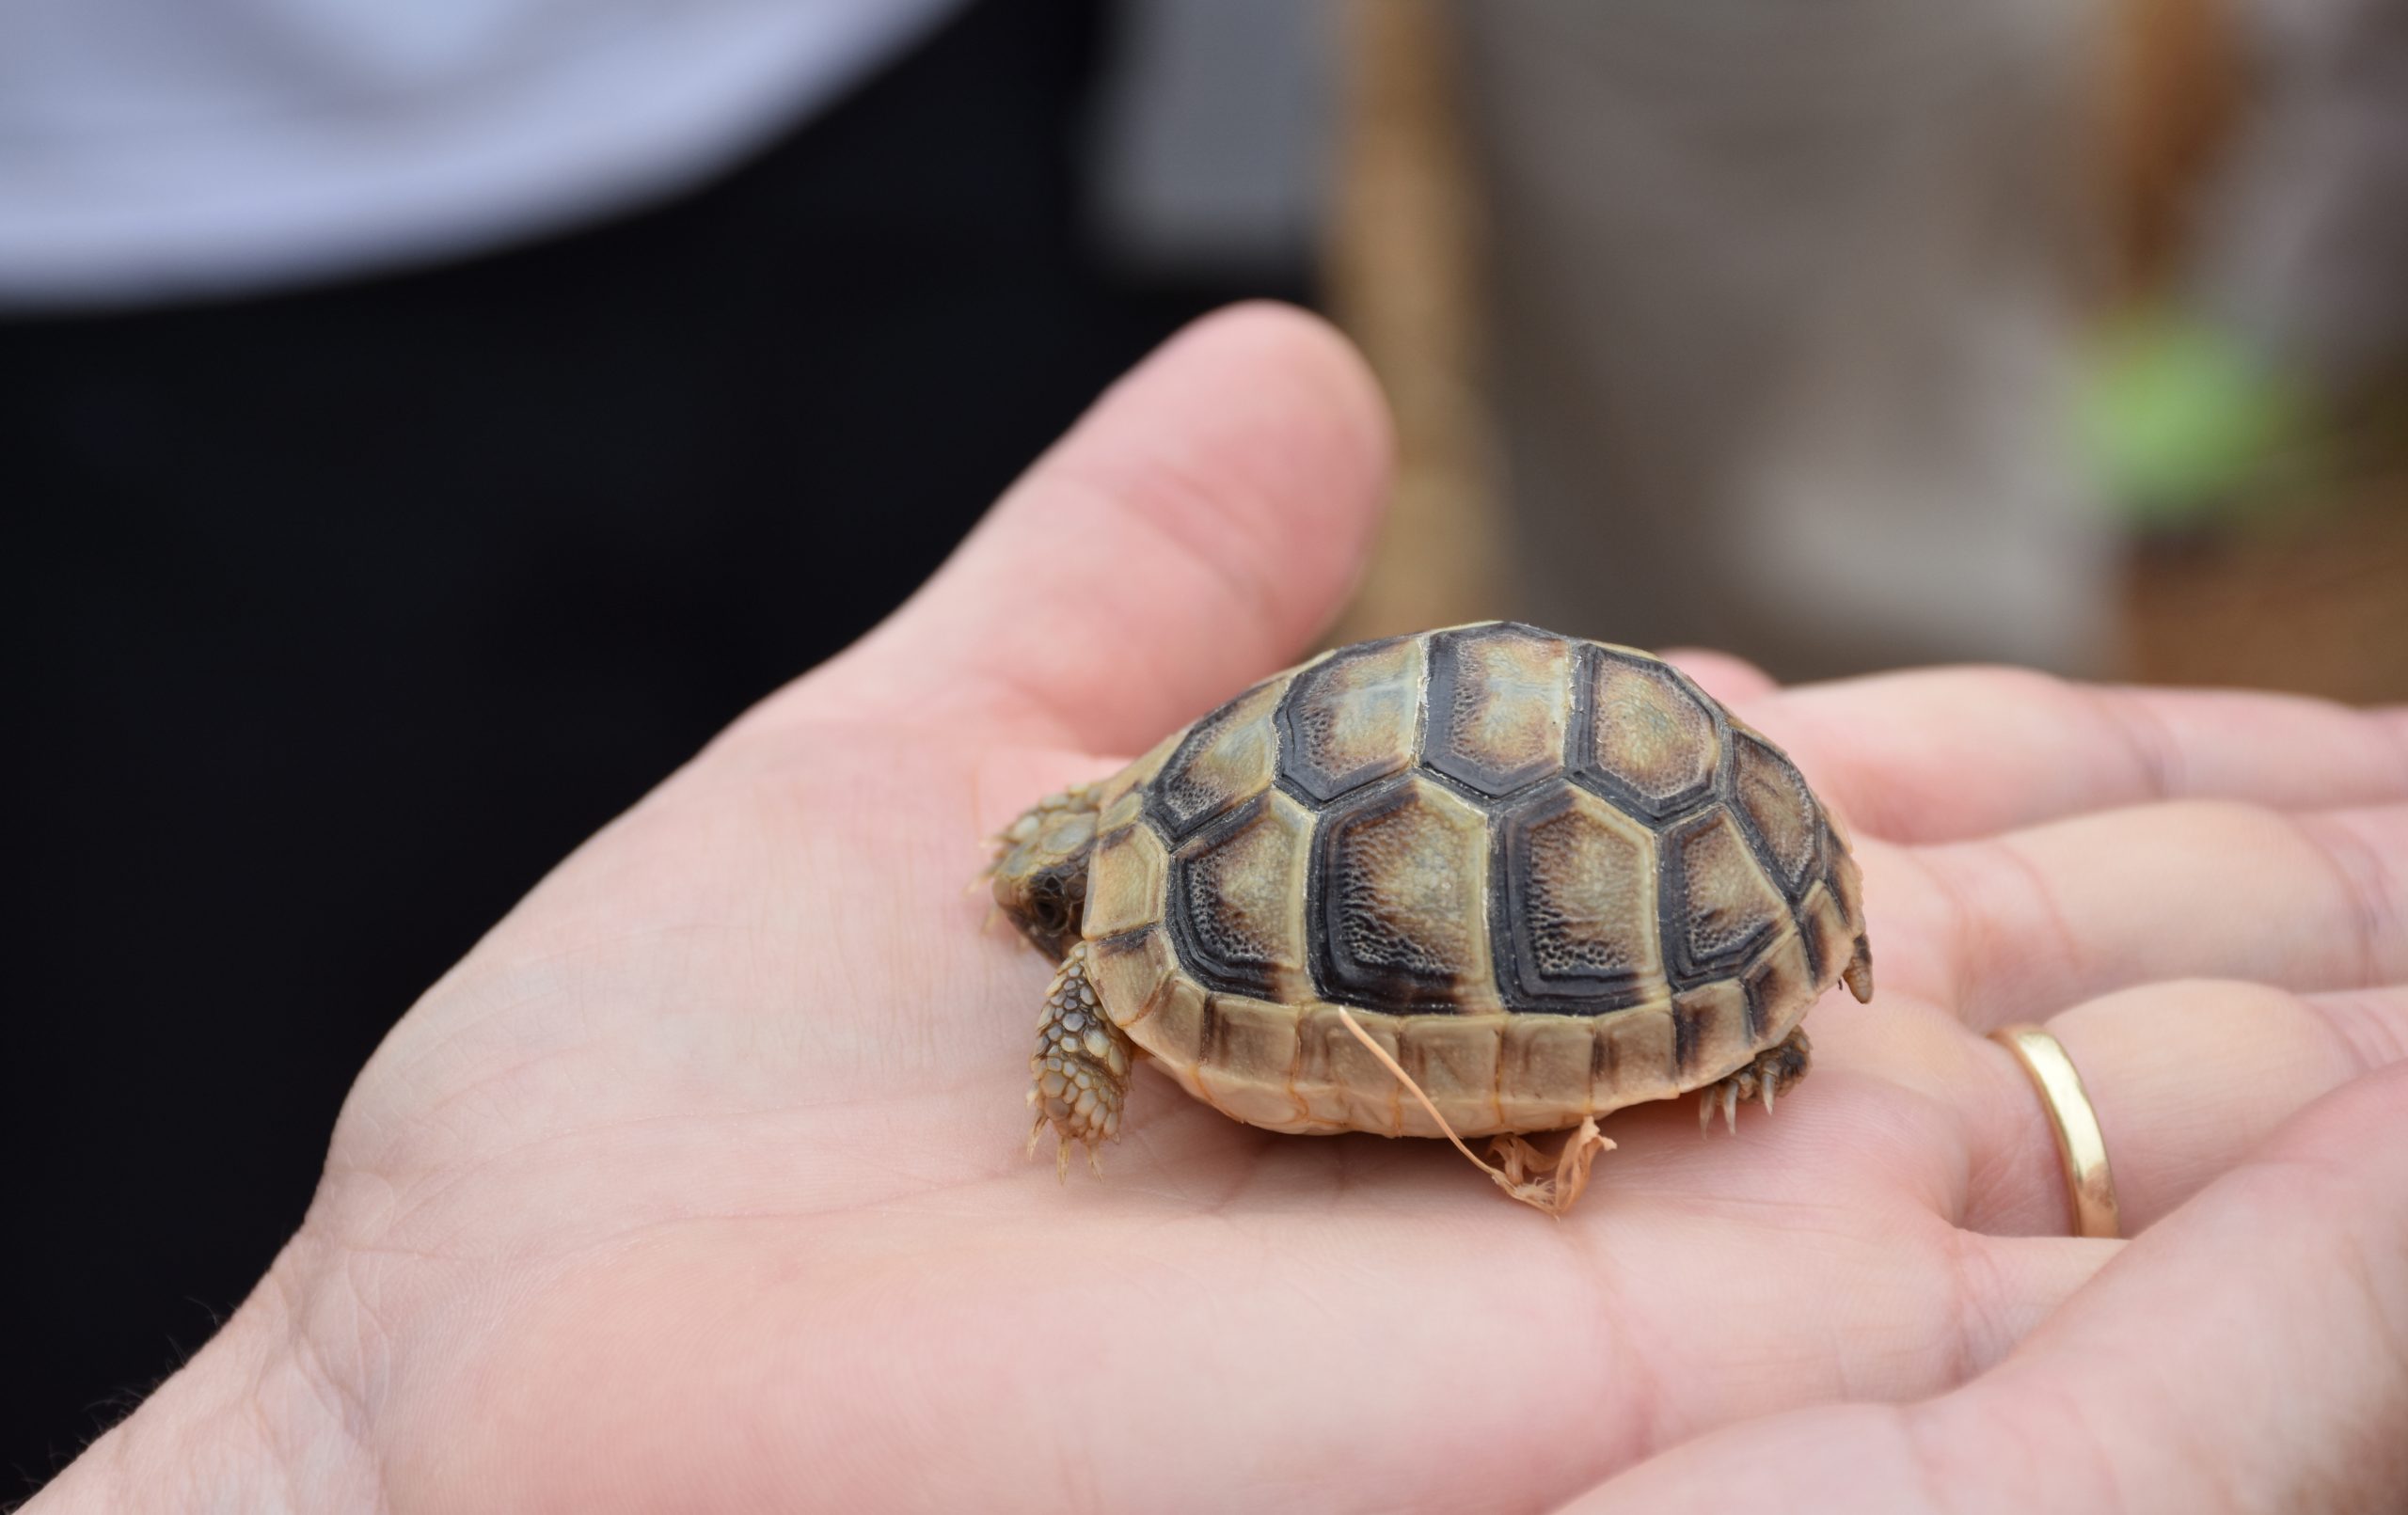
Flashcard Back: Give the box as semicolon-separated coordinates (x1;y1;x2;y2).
1170;793;1316;1000
1733;733;1821;897
1660;806;1790;986
1276;635;1425;803
1082;821;1168;939
1147;679;1283;841
1496;782;1665;1011
1577;649;1721;818
1422;623;1575;797
1315;775;1494;1009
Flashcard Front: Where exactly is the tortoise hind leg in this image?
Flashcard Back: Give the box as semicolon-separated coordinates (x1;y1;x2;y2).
1698;1028;1812;1134
1026;943;1135;1176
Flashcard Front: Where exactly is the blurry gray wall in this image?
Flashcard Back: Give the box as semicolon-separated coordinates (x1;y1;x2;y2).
1451;0;2118;676
2198;0;2408;396
1085;0;1339;279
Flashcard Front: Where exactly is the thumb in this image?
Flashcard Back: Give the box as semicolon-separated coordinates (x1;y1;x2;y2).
802;302;1393;753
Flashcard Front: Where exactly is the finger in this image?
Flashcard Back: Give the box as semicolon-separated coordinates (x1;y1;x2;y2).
1961;980;2408;1235
800;302;1391;752
1560;1061;2408;1513
1925;1059;2408;1509
1865;801;2408;1024
1659;648;1779;707
1728;668;2408;844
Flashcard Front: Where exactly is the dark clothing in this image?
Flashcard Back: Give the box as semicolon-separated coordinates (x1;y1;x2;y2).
0;0;1303;1487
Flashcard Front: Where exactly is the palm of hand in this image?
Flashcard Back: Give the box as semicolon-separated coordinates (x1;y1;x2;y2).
205;311;2408;1513
323;718;1951;1512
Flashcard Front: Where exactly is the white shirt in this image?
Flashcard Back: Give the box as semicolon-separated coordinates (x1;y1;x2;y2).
0;0;961;308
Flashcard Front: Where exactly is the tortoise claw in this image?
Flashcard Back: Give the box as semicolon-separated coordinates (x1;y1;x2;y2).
1696;1029;1812;1139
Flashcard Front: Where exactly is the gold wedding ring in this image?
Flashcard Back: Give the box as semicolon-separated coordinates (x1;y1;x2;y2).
1990;1024;2120;1240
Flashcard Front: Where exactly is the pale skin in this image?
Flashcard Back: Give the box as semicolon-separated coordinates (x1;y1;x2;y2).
32;305;2408;1514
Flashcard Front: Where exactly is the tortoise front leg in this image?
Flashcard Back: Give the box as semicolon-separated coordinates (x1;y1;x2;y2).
1027;942;1135;1176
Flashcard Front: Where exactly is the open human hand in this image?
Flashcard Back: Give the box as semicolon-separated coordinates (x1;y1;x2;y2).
38;306;2408;1514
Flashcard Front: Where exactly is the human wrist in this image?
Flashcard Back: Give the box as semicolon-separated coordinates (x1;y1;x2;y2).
26;1239;380;1515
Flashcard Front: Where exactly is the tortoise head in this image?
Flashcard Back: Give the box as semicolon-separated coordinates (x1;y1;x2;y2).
990;793;1099;961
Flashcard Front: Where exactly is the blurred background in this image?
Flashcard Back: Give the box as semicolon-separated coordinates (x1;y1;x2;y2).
5;0;2402;1491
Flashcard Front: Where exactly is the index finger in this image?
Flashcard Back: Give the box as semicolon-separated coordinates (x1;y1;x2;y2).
1732;667;2408;843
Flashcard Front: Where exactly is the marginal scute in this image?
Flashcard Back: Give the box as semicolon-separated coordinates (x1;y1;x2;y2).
1277;635;1426;802
1396;1016;1503;1132
1733;732;1820;896
1579;650;1720;816
1131;973;1210;1066
1296;1006;1405;1132
1083;823;1167;939
1497;781;1665;1011
1745;930;1816;1045
1497;1017;1600;1125
1170;791;1315;1001
1661;806;1790;986
1671;979;1751;1081
1797;881;1853;991
1193;996;1306;1127
1830;844;1868;935
1314;774;1496;1010
1085;928;1174;1030
1147;679;1284;841
1591;1006;1678;1107
1422;623;1575;797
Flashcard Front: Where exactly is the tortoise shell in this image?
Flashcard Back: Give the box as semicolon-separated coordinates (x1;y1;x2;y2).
1073;622;1870;1138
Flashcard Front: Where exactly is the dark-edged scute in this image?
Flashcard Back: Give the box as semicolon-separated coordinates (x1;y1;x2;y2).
1139;625;1847;1045
1313;773;1493;1010
1578;649;1720;818
1495;781;1665;1012
1276;635;1424;803
1147;678;1283;842
1169;792;1314;1000
1659;805;1790;986
1422;623;1574;797
1733;732;1820;897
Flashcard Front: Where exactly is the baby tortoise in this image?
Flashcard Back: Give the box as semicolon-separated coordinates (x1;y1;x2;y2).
990;623;1871;1210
